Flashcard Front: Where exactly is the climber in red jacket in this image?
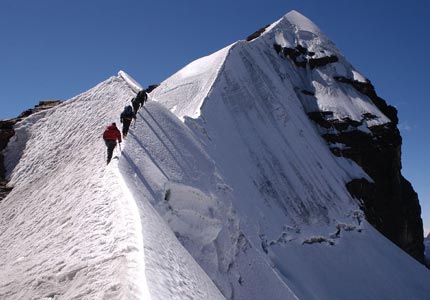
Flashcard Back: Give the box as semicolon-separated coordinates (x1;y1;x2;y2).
102;122;122;164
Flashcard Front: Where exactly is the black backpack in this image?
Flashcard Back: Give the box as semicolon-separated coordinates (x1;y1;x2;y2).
121;105;134;121
124;105;133;116
134;89;147;105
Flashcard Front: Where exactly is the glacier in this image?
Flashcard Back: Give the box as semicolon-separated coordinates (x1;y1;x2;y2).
1;10;430;300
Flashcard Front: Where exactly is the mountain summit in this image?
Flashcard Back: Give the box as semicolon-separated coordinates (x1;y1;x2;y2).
1;11;429;300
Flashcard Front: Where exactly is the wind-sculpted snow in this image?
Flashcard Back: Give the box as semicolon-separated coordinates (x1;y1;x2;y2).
258;11;390;127
151;45;231;120
0;74;224;299
0;76;149;299
2;10;430;300
118;102;299;299
147;10;430;300
119;70;143;93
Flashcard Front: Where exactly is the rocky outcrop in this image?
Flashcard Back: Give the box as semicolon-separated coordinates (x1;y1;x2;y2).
315;83;425;264
146;84;160;94
274;39;425;263
17;100;62;119
333;76;398;124
246;25;270;42
274;43;338;69
0;119;18;182
0;100;62;202
0;119;18;202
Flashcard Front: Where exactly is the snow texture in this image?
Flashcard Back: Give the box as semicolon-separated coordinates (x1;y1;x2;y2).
119;70;143;94
1;10;430;300
1;73;223;300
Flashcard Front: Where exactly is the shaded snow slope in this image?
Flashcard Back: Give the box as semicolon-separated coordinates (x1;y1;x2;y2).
147;10;430;300
150;45;231;120
2;10;430;300
0;73;223;299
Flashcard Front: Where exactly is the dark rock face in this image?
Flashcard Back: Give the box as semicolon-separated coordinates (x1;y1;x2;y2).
333;76;398;124
0;100;62;202
0;119;18;202
273;42;425;263
274;43;339;69
146;84;160;94
322;82;425;264
0;120;18;182
17;100;62;119
309;55;339;69
246;25;270;42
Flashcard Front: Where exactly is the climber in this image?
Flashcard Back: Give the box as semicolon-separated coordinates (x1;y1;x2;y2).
102;122;122;164
131;89;148;117
120;105;134;137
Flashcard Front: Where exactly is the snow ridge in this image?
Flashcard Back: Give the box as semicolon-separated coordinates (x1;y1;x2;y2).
119;70;143;94
0;74;222;299
2;9;430;300
138;10;430;300
151;44;232;120
1;76;148;299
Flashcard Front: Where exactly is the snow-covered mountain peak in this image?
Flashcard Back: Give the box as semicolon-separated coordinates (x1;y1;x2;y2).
283;10;324;37
153;11;388;131
253;10;334;56
1;11;429;300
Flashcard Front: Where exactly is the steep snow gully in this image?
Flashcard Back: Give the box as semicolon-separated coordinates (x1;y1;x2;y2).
1;10;430;300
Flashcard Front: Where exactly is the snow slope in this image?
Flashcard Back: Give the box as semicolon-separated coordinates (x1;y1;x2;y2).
150;45;231;120
0;73;223;299
2;10;430;300
148;10;430;300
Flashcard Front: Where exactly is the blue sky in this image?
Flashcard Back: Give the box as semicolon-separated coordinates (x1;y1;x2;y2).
1;0;429;232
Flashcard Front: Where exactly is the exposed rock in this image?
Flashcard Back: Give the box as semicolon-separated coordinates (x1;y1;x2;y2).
307;111;334;129
301;89;315;96
282;47;307;68
246;25;270;42
362;112;378;121
17;100;62;119
0;120;16;151
300;74;425;264
327;121;425;264
0;100;62;202
146;84;160;94
0;181;13;202
302;236;335;246
0;120;18;183
296;44;308;55
334;76;398;124
274;43;339;69
308;111;362;131
309;55;339;69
